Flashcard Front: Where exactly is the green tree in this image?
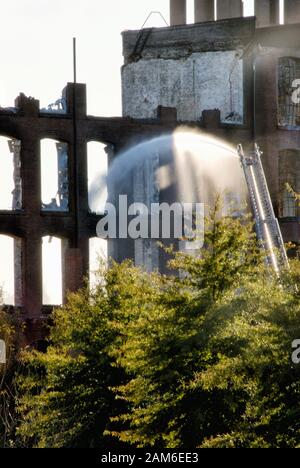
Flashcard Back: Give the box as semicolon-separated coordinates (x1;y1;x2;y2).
108;210;300;448
16;261;148;448
15;205;300;448
197;262;300;448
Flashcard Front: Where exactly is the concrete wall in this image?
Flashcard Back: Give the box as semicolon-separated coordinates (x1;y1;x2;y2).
122;51;244;123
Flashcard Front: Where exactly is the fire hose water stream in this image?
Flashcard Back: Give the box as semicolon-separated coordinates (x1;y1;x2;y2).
93;128;288;273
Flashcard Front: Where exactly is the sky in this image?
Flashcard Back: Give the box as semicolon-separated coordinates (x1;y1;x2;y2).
0;0;260;115
0;0;284;304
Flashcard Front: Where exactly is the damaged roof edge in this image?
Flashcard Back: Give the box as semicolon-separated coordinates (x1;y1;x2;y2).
122;17;256;63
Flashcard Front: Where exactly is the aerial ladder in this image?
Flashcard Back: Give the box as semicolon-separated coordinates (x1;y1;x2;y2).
238;144;289;274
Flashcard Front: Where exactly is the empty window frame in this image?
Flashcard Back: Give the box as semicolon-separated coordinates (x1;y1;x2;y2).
42;236;63;305
0;235;23;306
279;149;300;217
41;139;69;212
278;57;300;127
87;142;109;215
0;137;22;211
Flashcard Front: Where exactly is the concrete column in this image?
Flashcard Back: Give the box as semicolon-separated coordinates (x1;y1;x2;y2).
217;0;243;20
285;0;300;24
195;0;215;22
21;133;42;319
170;0;187;25
255;0;280;27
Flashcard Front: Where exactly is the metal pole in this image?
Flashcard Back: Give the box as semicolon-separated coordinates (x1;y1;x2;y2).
73;37;77;84
72;37;79;247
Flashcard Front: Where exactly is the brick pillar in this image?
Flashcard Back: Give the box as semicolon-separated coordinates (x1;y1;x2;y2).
254;54;280;211
23;234;42;319
255;0;280;27
63;247;84;301
67;82;89;289
21;131;43;319
285;0;300;24
65;82;87;117
195;0;215;22
217;0;243;20
170;0;187;25
78;238;90;285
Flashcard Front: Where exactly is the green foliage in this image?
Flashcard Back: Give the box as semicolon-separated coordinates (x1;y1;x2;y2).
14;205;300;448
194;265;300;448
107;208;300;448
107;208;271;448
16;263;141;448
0;306;20;448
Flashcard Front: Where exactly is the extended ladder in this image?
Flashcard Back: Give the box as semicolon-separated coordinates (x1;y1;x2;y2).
238;144;289;274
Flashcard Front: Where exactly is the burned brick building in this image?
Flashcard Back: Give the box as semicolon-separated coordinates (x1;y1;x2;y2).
0;0;300;342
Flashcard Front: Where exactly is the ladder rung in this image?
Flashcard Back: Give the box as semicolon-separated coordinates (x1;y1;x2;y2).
238;144;289;272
